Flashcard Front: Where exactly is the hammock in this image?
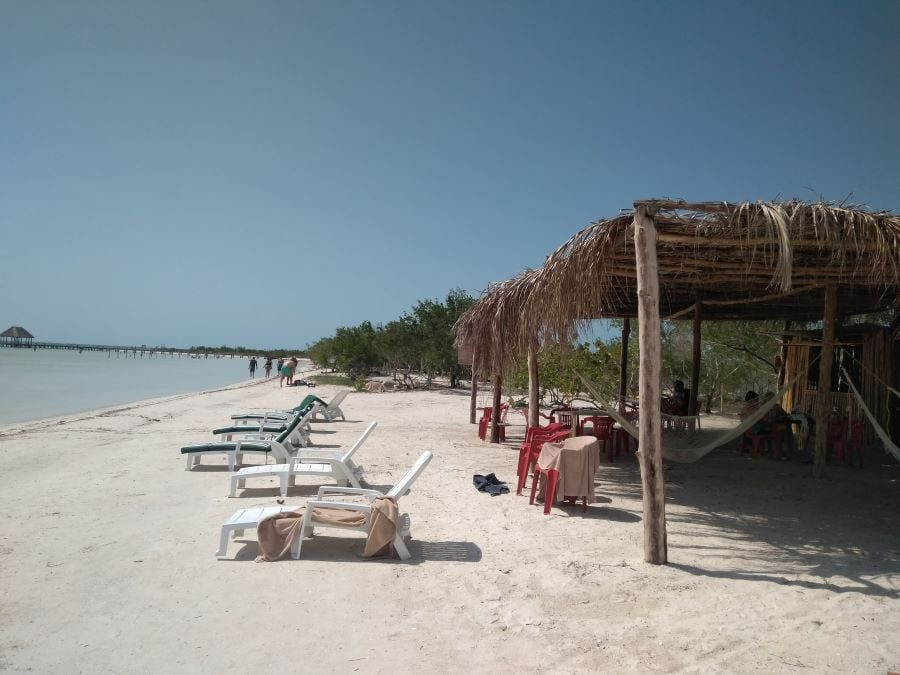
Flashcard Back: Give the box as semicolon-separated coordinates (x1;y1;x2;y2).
840;367;900;462
576;371;803;463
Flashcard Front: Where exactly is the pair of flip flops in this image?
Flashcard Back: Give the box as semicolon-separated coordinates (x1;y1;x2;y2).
473;473;509;496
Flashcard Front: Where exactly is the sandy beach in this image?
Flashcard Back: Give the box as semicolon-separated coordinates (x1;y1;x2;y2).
1;379;898;673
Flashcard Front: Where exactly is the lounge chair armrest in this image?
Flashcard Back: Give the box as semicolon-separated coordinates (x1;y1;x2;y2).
306;500;373;514
293;449;339;460
315;486;383;499
291;455;338;465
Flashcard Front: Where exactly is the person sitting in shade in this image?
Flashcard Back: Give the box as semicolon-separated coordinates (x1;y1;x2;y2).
740;390;767;453
663;380;688;415
762;392;793;460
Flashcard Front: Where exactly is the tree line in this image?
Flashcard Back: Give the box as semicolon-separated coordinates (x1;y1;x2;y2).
304;289;475;388
509;320;785;413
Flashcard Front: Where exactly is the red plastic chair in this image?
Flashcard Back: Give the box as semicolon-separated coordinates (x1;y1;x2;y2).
516;429;570;496
826;417;849;465
516;425;565;477
528;466;588;514
611;411;638;457
577;415;615;460
556;409;575;430
518;422;566;455
743;429;772;458
478;404;509;441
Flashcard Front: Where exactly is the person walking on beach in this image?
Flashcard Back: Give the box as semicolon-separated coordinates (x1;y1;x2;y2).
249;357;258;378
279;360;291;387
263;358;272;379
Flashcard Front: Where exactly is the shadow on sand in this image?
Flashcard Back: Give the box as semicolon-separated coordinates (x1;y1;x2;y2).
598;451;900;599
225;539;482;564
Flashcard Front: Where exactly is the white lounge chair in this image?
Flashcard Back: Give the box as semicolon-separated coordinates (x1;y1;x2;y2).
310;390;348;422
229;391;348;425
216;450;433;560
228;421;377;497
230;394;325;424
181;412;305;471
213;407;315;448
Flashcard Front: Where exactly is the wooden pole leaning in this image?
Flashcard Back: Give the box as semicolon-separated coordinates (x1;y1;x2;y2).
490;374;503;444
633;205;668;565
813;285;838;478
527;344;540;429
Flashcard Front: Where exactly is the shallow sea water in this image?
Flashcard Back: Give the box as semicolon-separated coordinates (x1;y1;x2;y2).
0;348;266;424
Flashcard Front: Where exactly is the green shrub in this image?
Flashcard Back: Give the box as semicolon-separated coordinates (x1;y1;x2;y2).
309;374;353;387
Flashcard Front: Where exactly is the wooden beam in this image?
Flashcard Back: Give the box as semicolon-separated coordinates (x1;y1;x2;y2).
527;344;540;428
490;374;503;444
618;318;631;410
633;205;668;565
813;285;838;477
689;296;702;416
663;284;825;319
655;233;886;252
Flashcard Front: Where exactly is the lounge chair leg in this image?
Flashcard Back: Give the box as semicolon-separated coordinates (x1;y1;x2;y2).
216;528;230;557
185;455;193;471
228;478;237;498
279;475;289;497
393;535;411;560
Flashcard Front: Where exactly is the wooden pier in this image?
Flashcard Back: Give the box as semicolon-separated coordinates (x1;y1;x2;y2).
2;342;247;358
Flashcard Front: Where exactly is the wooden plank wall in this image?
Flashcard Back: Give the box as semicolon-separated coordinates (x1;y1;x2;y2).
781;330;895;449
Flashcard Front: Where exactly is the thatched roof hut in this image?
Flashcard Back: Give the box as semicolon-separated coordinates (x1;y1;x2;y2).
457;199;900;376
1;326;35;346
456;198;900;565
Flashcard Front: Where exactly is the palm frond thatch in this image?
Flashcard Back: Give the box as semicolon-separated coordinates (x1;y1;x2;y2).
454;199;900;376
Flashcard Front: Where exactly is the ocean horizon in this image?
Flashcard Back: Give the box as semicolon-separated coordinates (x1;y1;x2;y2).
0;348;296;425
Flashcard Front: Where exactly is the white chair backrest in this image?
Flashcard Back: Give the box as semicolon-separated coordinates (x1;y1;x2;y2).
327;390;349;410
340;421;377;463
275;412;303;443
387;451;433;500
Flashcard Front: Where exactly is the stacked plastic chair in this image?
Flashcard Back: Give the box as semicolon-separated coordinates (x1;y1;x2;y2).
516;427;571;495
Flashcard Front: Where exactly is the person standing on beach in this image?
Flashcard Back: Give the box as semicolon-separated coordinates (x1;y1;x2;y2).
263;358;272;379
287;357;298;386
249;357;258;378
279;360;291;387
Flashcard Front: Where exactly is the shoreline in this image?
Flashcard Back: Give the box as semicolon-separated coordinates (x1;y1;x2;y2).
0;365;317;437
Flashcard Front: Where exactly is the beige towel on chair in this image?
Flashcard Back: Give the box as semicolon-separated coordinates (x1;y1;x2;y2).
362;497;399;558
256;501;399;561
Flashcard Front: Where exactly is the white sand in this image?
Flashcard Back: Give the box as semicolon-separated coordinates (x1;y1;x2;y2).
1;379;898;673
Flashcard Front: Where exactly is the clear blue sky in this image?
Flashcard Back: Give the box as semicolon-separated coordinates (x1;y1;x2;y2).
2;1;898;348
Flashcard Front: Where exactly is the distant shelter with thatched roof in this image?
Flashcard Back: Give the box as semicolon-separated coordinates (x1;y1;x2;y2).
1;326;34;347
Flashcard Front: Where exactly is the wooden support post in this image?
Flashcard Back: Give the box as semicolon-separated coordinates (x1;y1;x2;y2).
527;344;540;428
633;205;668;565
813;285;838;478
689;296;702;416
618;318;631;411
777;320;791;391
490;374;503;443
469;348;478;424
